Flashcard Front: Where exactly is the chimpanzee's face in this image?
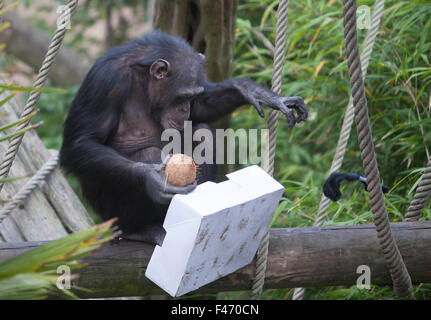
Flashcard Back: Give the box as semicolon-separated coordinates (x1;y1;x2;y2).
158;99;192;131
148;54;206;130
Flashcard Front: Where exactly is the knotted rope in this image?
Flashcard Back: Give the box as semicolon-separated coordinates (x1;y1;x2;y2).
0;150;59;223
293;0;385;300
251;0;289;300
342;0;412;297
0;0;77;193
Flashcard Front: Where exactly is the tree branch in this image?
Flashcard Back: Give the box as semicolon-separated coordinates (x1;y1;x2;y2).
0;222;429;298
0;12;91;86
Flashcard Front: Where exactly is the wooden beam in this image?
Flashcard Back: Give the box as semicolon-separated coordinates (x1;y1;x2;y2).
0;222;430;298
0;82;94;242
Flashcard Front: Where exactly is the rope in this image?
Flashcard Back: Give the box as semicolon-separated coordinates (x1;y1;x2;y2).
342;0;412;297
405;158;431;221
293;0;385;300
0;150;59;224
0;0;78;193
251;0;289;300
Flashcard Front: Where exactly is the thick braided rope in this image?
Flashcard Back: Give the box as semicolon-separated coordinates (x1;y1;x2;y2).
405;158;431;221
293;0;385;300
0;0;78;193
251;0;289;300
0;150;59;224
342;0;412;297
314;0;385;227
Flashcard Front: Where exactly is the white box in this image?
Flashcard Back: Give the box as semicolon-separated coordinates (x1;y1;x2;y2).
145;165;284;297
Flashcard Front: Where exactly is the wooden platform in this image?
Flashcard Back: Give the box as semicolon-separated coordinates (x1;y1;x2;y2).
0;83;93;242
0;222;429;298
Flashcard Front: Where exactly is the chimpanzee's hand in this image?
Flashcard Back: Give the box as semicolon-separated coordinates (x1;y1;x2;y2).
233;79;308;129
142;162;197;206
280;96;308;126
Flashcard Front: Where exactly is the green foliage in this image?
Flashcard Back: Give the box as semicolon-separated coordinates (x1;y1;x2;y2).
21;0;153;57
232;0;431;299
15;0;430;300
0;82;42;183
32;86;78;150
0;220;116;299
0;6;112;300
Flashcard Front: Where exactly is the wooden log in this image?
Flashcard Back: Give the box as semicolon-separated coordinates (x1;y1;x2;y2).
0;12;91;86
0;142;68;241
0;222;429;298
2;93;94;233
0;82;94;241
0;92;67;241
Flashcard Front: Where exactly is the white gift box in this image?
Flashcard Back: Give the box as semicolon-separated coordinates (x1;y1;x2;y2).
145;165;284;297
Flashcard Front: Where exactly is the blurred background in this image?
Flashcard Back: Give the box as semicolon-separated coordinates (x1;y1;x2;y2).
0;0;430;299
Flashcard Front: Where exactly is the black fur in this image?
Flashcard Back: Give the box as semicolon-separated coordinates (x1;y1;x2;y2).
60;31;308;244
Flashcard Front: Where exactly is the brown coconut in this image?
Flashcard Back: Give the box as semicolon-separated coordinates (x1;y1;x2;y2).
164;154;196;187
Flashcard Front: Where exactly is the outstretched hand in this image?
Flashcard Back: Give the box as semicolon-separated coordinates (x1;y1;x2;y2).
249;94;308;129
233;79;308;129
279;96;308;128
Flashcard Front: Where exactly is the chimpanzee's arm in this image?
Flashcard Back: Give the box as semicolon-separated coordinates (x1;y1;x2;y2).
60;106;195;206
61;135;195;205
190;78;308;128
60;60;197;206
61;135;144;187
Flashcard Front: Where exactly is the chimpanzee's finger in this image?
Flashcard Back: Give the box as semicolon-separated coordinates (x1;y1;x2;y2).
296;101;308;122
282;96;303;108
282;96;308;122
164;180;197;195
158;182;196;204
148;162;166;173
157;191;175;205
247;95;264;118
275;101;297;129
279;105;296;128
286;110;296;129
253;103;265;118
162;153;173;166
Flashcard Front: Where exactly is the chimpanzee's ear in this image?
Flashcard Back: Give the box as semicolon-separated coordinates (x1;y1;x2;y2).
149;59;171;80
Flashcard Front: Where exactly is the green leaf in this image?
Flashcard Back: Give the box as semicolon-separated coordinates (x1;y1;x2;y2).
0;84;67;94
0;220;116;280
0;110;38;133
0;122;42;143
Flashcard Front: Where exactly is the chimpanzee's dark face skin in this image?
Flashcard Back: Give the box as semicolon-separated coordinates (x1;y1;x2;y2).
60;31;308;245
146;55;205;131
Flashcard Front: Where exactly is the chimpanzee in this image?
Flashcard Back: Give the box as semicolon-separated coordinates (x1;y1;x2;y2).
60;30;308;245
